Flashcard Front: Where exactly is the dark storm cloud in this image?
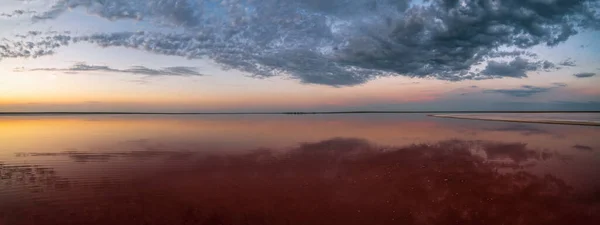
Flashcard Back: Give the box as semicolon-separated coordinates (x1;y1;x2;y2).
19;62;203;77
573;72;597;78
30;0;200;25
2;0;599;86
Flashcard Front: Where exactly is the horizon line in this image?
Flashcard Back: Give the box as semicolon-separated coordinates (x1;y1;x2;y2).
1;110;600;115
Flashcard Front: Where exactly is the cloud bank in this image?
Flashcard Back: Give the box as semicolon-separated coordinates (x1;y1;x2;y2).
1;0;599;86
16;62;203;77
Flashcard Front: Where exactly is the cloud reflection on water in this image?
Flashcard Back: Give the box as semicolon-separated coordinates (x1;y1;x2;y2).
2;138;598;225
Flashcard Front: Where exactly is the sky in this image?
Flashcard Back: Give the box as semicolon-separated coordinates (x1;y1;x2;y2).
1;0;599;112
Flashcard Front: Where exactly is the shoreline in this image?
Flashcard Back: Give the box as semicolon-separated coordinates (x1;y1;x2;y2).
429;114;600;126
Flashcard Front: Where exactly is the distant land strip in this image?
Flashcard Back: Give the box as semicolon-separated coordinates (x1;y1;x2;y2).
429;114;600;127
0;111;599;116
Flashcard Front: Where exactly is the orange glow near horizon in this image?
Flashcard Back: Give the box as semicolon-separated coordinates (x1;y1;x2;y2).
3;67;598;112
0;75;447;111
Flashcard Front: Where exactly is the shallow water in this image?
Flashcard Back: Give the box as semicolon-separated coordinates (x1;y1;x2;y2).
1;114;599;225
433;113;600;125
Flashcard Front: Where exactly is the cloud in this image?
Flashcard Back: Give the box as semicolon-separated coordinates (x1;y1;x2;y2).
483;82;567;97
1;0;599;86
19;62;203;77
573;72;597;78
481;57;552;78
552;82;568;87
483;84;563;97
558;58;577;67
0;34;71;59
0;9;36;18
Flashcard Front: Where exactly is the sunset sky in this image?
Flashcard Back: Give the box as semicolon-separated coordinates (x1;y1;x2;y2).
1;0;599;112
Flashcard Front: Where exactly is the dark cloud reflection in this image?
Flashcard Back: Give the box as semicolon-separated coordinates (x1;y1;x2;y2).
2;138;597;225
485;124;556;136
15;150;196;163
572;144;595;152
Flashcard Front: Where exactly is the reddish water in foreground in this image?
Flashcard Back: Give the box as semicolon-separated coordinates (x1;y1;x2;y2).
1;114;599;225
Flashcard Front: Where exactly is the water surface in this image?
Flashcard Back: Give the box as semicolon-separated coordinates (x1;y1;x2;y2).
1;114;599;225
432;113;600;126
